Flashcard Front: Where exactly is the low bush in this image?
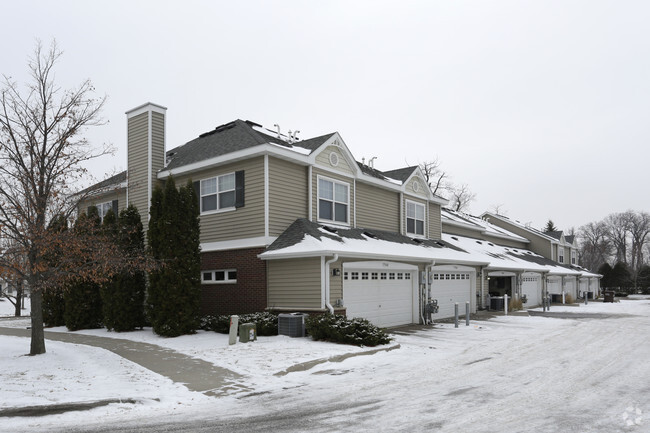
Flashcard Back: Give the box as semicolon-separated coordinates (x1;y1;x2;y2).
565;293;575;304
199;312;279;336
305;314;392;347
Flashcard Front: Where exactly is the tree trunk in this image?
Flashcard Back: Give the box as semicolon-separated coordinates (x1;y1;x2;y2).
29;288;46;355
14;280;23;317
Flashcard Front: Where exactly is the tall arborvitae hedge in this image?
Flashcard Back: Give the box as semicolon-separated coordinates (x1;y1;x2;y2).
42;214;68;327
101;205;147;331
147;177;201;337
64;207;104;331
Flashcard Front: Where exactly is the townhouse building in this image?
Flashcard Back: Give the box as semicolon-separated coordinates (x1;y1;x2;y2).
81;102;599;328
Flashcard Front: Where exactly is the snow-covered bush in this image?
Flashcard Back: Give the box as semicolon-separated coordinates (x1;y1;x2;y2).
305;314;392;347
199;312;278;336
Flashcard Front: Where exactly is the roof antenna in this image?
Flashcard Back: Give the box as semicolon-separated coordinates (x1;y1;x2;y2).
273;124;281;139
293;130;300;141
369;156;377;169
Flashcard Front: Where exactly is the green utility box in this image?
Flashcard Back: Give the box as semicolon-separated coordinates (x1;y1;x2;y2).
239;323;257;343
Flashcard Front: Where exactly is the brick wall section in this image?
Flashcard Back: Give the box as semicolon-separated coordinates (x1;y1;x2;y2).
200;247;267;315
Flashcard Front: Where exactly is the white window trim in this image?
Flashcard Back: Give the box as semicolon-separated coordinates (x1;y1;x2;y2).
200;172;236;215
571;250;576;265
97;201;113;223
201;269;237;284
405;199;426;237
558;247;565;264
316;175;350;226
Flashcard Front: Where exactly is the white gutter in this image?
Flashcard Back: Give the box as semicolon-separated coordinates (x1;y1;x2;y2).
324;254;339;314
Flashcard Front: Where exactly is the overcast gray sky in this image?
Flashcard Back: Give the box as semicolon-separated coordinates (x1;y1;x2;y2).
3;0;649;232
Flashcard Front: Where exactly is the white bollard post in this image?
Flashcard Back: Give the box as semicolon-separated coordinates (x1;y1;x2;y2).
454;303;459;328
466;301;470;326
228;315;239;346
585;292;588;305
562;291;565;304
504;294;508;316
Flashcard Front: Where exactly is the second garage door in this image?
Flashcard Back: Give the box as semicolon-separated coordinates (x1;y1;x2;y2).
431;271;472;319
522;274;541;307
344;266;416;328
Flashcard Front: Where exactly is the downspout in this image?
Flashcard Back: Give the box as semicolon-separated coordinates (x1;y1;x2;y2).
424;260;435;324
325;254;339;314
481;267;486;309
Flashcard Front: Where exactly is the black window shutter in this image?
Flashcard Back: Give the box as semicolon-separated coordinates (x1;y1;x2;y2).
112;200;118;216
193;181;200;205
235;170;245;208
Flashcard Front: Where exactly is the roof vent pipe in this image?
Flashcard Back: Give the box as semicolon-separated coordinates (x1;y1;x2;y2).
369;156;377;169
273;124;281;139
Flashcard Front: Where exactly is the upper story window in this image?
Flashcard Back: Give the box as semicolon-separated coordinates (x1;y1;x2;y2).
558;247;565;264
571;250;576;265
406;200;425;236
201;173;236;213
318;177;349;224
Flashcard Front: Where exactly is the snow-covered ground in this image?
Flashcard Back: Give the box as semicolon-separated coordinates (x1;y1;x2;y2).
1;296;649;432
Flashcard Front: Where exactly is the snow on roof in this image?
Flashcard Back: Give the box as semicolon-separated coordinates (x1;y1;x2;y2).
481;212;560;243
260;219;596;277
442;209;529;243
442;233;586;276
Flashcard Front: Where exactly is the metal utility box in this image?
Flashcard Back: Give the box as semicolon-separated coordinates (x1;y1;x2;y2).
603;291;615;303
490;297;504;311
239;323;257;343
278;313;307;337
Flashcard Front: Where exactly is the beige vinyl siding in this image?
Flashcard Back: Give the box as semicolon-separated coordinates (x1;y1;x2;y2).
268;157;308;236
428;202;442;240
441;224;483;239
329;259;343;303
127;112;150;232
487;219;554;260
315;145;354;175
355;182;399;232
151;112;165;189
174;157;265;243
78;189;127;216
267;257;322;309
483;235;528;249
312;168;355;226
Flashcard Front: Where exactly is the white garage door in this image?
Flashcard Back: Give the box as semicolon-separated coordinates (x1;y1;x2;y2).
547;278;562;294
579;279;589;297
522;274;541;307
431;272;471;319
344;269;415;328
565;279;576;298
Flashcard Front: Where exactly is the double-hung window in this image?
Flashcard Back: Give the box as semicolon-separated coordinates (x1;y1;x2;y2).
571;250;576;265
558;248;565;264
406;200;425;236
318;177;349;224
201;173;236;213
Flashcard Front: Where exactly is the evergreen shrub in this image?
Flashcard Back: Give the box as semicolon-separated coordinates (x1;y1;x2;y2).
305;314;392;347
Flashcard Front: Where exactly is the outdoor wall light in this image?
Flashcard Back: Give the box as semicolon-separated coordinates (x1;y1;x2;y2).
332;268;341;276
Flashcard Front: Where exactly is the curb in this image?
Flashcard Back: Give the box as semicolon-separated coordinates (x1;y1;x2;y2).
274;343;401;376
0;398;159;418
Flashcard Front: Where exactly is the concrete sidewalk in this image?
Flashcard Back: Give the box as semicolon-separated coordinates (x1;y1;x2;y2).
0;326;249;398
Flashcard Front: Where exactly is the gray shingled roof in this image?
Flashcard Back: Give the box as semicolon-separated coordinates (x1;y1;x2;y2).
78;170;127;196
382;166;418;183
356;162;388;180
565;235;575;244
164;119;334;170
545;230;563;240
266;218;465;253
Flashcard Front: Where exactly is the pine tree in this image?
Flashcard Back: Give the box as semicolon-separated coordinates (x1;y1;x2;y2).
42;214;68;327
147;177;201;337
64;207;104;331
544;219;558;233
101;205;147;332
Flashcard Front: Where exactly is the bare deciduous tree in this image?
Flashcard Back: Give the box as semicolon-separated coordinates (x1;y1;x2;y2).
0;41;124;355
418;157;449;196
448;183;476;212
578;221;612;272
605;211;633;265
